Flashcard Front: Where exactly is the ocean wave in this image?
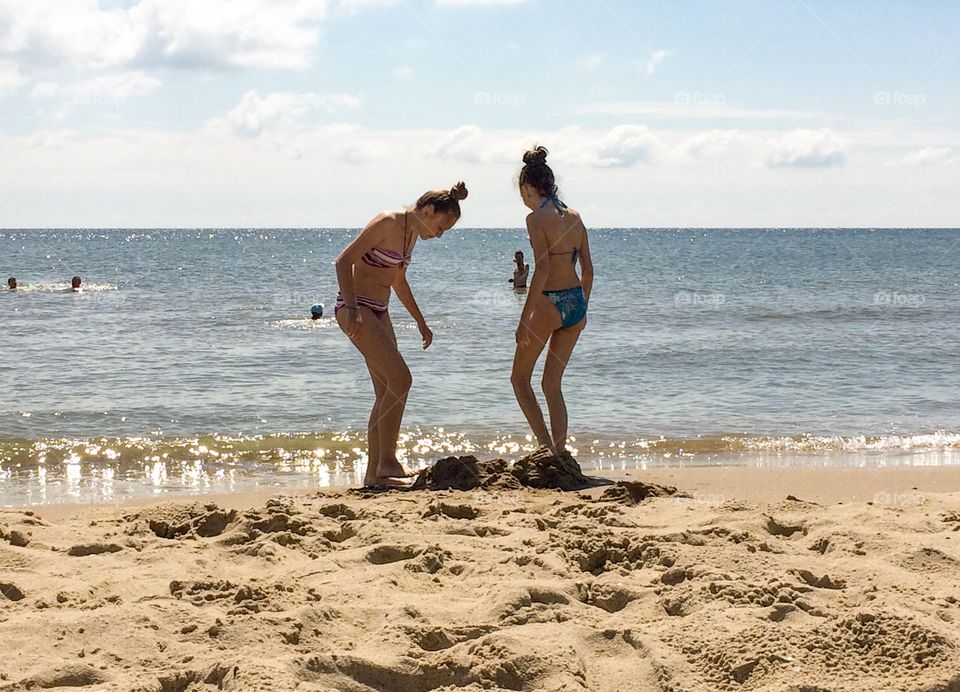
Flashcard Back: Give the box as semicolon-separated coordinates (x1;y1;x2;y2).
4;282;119;294
271;317;337;331
746;306;932;321
3;430;960;472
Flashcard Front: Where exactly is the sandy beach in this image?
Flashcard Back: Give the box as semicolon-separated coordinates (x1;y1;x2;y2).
1;456;959;691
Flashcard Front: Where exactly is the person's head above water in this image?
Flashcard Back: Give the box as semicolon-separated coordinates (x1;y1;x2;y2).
71;276;81;290
411;181;468;239
7;277;15;290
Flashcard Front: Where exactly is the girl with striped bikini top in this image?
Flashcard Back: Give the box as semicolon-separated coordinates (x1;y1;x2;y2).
333;182;469;488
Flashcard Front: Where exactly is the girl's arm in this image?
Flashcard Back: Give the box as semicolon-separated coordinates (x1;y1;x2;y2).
578;221;593;305
393;268;433;349
335;214;390;308
517;214;551;344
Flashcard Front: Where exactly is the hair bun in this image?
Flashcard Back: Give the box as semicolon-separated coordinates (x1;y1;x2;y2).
522;145;549;166
449;181;468;201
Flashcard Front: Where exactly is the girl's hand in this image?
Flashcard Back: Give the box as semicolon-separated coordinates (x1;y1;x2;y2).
516;322;531;347
343;307;363;339
419;322;433;350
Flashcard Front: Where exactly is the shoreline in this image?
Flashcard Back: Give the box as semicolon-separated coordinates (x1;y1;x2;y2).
13;465;960;522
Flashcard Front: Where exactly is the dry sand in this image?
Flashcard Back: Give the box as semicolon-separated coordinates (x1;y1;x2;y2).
2;455;959;691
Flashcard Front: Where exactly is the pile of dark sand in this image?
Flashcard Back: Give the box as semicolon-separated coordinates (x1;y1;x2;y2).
413;447;600;492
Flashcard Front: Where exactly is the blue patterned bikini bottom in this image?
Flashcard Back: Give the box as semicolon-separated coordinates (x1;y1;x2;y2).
542;286;587;329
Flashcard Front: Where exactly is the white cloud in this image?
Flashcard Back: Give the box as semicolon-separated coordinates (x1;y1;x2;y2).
29;81;58;98
28;71;161;109
674;129;752;164
581;125;663;167
433;124;664;169
0;60;26;93
393;64;414;80
3;123;959;227
333;138;388;164
765;128;849;168
432;124;521;164
642;49;669;75
73;72;161;101
27;129;75;148
899;146;957;167
0;0;394;75
208;90;363;138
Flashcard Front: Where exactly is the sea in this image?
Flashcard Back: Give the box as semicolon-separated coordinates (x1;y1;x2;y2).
2;228;959;506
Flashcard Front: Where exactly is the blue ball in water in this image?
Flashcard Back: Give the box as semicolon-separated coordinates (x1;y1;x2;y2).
310;304;324;319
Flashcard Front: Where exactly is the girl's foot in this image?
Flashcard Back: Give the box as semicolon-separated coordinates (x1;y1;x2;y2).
363;476;412;489
377;459;419;479
533;442;559;458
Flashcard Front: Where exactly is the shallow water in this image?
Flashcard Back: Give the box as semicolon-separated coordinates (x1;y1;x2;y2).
2;228;959;504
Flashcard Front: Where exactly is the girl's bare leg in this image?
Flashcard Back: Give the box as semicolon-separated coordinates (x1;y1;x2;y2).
541;322;585;453
337;308;414;486
364;370;387;486
511;303;560;452
372;311;416;479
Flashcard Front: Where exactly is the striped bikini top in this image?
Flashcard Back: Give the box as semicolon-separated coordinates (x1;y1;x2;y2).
361;212;412;269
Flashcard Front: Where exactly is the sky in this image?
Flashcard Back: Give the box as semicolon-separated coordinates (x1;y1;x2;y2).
0;0;958;228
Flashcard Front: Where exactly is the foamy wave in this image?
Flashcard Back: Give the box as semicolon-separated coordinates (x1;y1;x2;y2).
8;282;119;293
3;430;960;473
617;431;960;456
271;317;337;331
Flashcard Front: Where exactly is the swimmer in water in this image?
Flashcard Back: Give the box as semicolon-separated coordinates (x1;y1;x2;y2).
509;250;529;289
7;277;15;290
71;276;82;292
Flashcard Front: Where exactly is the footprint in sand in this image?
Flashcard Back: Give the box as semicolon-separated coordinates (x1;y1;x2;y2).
764;515;806;538
66;542;123;557
12;664;109;689
366;544;424;564
0;581;24;601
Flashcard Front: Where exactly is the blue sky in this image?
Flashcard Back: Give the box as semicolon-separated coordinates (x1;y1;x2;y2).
1;0;958;227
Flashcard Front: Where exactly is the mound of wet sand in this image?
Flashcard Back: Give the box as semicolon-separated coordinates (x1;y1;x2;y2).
599;480;685;505
412;448;599;492
511;447;596;490
410;456;521;491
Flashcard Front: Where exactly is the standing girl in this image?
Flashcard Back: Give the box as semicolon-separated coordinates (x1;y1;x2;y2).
511;147;593;456
335;182;468;486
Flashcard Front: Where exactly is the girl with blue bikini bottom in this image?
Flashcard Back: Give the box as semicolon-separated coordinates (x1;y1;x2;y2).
511;146;594;457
